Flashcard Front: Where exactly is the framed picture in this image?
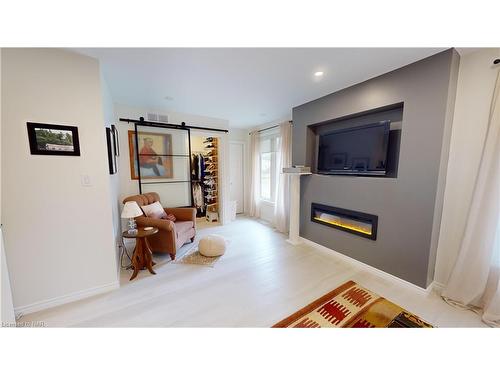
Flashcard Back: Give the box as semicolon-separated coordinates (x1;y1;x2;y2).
128;130;173;179
27;122;80;156
106;127;117;174
111;124;119;156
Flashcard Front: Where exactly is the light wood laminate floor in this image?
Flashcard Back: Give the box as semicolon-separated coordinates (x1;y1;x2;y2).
18;216;486;327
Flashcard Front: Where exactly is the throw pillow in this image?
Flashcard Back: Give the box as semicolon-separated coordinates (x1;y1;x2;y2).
141;201;167;220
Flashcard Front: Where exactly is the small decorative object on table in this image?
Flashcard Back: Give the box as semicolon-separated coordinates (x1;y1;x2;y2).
121;201;143;235
122;227;159;280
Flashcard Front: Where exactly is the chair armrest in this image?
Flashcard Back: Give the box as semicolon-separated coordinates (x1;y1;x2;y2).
165;207;196;223
135;216;174;232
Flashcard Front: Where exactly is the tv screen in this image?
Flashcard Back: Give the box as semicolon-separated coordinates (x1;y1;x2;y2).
317;121;390;175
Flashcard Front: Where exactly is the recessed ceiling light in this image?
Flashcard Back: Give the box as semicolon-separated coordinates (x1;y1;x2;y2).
314;71;324;77
164;96;174;101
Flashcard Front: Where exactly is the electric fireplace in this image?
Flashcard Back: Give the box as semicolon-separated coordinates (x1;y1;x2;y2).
311;203;378;240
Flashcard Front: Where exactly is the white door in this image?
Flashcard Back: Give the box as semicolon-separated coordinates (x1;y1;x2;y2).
229;142;244;213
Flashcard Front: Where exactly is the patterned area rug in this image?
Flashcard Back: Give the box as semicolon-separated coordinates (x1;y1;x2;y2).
174;248;222;267
273;280;433;328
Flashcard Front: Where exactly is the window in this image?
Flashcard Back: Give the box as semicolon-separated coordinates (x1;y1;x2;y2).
259;133;280;202
260;152;272;200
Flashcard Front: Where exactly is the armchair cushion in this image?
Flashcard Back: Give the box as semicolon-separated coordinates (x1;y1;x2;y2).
174;221;194;236
165;207;196;223
141;201;167;220
135;215;174;232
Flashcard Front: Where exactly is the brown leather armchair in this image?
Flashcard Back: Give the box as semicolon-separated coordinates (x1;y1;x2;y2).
122;192;196;260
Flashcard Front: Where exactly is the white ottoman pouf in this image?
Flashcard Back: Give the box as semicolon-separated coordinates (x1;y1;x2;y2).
198;234;226;257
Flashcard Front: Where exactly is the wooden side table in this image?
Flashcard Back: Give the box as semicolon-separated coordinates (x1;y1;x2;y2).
122;227;159;280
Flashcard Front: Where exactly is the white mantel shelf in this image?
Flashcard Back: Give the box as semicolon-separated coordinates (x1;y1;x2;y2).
284;171;312;245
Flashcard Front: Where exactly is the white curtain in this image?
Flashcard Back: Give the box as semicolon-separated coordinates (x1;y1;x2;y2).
248;131;261;217
273;122;292;233
442;71;500;327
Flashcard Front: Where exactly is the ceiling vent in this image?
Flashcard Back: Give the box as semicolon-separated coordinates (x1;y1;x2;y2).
146;113;168;123
147;113;158;122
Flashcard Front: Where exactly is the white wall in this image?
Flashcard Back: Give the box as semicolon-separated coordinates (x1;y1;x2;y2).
100;73;121;276
190;135;205;153
1;47;16;324
1;229;15;324
0;47;2;223
1;48;118;314
434;48;500;286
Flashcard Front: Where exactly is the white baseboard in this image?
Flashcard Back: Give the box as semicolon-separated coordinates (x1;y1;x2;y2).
299;236;435;295
14;281;119;317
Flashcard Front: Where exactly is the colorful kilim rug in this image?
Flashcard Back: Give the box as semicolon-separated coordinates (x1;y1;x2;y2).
273;280;433;328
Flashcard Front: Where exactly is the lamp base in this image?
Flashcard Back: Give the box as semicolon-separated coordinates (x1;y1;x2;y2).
127;218;138;235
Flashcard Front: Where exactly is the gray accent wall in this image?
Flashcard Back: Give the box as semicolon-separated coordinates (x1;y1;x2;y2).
292;49;459;288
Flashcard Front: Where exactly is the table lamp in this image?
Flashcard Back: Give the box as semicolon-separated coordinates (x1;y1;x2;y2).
121;201;143;234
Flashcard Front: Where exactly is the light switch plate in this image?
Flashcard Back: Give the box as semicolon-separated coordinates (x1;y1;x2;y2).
81;174;92;187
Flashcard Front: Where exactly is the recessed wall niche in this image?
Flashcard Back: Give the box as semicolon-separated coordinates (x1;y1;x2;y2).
306;103;403;178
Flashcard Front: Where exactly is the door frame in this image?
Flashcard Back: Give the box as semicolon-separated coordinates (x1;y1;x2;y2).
229;140;246;214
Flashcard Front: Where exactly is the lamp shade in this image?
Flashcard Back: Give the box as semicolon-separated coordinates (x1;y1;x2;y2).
121;201;143;219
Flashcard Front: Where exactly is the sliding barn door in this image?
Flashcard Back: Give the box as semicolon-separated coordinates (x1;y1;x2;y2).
132;123;192;207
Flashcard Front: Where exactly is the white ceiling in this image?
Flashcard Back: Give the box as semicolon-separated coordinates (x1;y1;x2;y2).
75;48;446;129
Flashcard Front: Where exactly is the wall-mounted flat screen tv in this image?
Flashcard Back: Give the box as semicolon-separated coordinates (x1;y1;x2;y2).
317;121;390;176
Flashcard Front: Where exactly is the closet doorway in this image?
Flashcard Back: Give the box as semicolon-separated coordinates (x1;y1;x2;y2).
190;132;227;226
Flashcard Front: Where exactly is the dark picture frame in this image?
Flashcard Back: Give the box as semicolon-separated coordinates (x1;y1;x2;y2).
106;127;117;174
111;124;120;156
27;122;80;156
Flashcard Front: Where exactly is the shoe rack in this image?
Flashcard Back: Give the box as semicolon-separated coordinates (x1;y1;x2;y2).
203;137;219;220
